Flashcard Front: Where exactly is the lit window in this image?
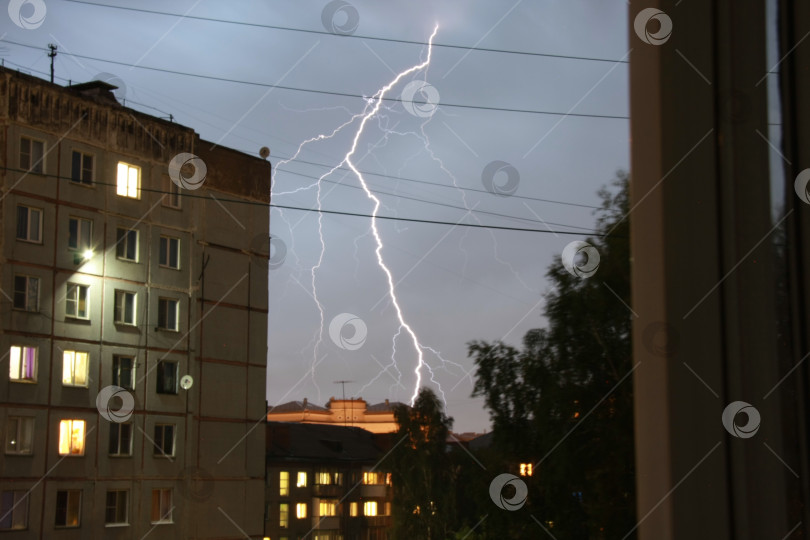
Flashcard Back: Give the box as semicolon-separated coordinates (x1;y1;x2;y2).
159;236;180;269
113;355;135;390
105;490;128;525
296;471;307;487
68;217;92;251
54;490;81;527
116;162;140;199
108;423;132;456
15;205;42;243
165;178;181;209
20;136;44;174
363;501;378;516
319;500;337;517
315;470;342;485
279;503;289;528
62;350;89;387
150;489;172;523
156;361;178;394
65;283;89;319
13;275;39;312
114;290;136;325
58;419;86;456
9;345;37;382
153;424;175;457
279;471;289;496
0;490;28;530
5;416;34;454
115;228;138;262
519;463;533;477
349;502;358;517
71;151;93;185
295;503;307;519
362;471;383;485
157;298;179;331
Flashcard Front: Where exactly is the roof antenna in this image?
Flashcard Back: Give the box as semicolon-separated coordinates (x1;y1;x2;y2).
334;380;354;426
47;44;57;83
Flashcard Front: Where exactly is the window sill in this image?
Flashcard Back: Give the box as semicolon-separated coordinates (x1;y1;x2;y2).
15;238;43;245
116;258;139;264
158;265;181;271
104;523;129;528
150;520;173;525
65;316;91;324
4;452;33;456
69;180;94;188
62;384;89;389
9;379;37;384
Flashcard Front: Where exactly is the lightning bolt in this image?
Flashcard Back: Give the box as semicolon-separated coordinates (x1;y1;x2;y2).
345;25;440;404
272;26;441;405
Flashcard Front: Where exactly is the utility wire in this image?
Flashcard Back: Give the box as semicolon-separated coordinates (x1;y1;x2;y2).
60;0;629;65
1;40;630;120
1;166;613;236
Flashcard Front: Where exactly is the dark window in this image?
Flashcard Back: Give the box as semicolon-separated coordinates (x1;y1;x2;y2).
70;151;93;185
156;361;177;394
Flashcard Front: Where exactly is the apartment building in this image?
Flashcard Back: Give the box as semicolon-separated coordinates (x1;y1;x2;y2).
267;398;404;434
0;67;270;539
265;422;395;540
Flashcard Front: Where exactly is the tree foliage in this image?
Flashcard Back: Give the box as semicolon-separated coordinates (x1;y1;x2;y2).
468;173;636;539
390;387;455;540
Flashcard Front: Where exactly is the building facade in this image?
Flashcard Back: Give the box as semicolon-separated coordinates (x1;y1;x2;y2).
267;398;403;434
265;422;394;540
0;68;270;539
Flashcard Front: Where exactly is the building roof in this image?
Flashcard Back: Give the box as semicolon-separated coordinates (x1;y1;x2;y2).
269;399;329;413
366;400;407;413
266;422;391;462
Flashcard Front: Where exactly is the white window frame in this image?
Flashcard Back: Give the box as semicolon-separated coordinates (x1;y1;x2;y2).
54;489;81;528
112;355;135;390
4;416;34;455
70;150;94;185
116;162;140;199
157;298;179;331
15;205;42;243
115;227;139;262
164;177;181;209
19;136;44;174
62;350;89;387
12;275;39;312
57;419;86;456
67;217;93;252
65;283;89;320
159;236;180;270
150;488;172;524
0;490;29;530
9;345;37;383
108;422;133;457
153;424;175;457
104;490;128;526
114;290;136;326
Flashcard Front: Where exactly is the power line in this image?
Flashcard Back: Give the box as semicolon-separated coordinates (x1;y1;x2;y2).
59;0;629;65
274;166;597;231
2;40;629;120
275;155;602;210
1;166;613;236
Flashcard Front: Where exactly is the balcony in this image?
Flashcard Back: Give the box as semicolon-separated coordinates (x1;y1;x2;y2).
359;484;387;498
313;484;343;497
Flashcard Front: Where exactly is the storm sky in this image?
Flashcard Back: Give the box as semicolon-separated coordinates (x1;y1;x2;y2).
3;0;630;431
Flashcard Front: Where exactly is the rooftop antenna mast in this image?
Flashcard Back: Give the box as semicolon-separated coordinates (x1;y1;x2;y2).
334;380;354;426
47;44;57;83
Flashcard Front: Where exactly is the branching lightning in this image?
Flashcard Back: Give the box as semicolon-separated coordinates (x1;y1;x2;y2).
272;25;442;405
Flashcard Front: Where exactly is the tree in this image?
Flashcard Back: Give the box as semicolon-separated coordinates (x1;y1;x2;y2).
390;387;455;540
469;173;636;539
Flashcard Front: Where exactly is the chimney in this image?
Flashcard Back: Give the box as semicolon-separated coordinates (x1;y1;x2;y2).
302;398;307;408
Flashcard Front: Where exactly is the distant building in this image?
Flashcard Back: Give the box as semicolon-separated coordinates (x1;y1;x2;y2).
265;421;394;540
0;67;270;539
267;398;405;434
